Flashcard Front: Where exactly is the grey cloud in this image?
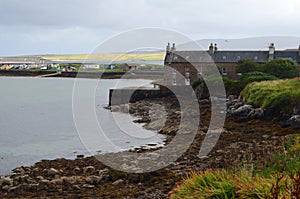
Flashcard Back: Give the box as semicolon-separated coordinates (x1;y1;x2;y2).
1;0;300;56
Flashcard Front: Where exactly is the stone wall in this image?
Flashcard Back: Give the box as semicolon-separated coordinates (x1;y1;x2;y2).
109;87;163;106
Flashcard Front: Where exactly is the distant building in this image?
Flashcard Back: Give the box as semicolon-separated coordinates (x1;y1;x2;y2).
120;63;139;71
0;57;47;70
164;43;300;86
82;64;99;70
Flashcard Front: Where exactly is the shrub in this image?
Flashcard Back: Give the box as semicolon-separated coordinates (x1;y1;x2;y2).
240;79;300;115
236;59;258;74
260;58;299;79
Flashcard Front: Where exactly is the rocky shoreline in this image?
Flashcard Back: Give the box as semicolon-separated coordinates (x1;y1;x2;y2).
1;98;299;198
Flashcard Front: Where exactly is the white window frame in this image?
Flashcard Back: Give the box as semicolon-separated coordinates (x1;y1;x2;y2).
185;78;190;85
172;77;177;85
222;67;227;75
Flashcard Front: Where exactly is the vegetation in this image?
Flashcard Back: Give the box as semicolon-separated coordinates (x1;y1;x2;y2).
171;135;300;199
236;59;258;74
240;78;300;115
260;58;299;79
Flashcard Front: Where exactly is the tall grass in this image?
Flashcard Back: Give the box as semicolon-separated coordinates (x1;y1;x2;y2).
171;135;300;199
240;78;300;115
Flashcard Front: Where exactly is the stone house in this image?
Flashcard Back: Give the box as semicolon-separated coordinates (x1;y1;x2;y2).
164;43;300;86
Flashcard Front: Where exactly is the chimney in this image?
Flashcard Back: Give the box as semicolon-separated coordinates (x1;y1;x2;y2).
214;43;218;51
171;43;176;51
166;43;171;53
268;43;275;61
209;43;214;54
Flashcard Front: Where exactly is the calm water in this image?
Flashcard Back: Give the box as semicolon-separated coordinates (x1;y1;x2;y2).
0;77;165;175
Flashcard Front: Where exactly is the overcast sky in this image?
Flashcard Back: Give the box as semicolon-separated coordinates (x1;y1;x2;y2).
1;0;300;56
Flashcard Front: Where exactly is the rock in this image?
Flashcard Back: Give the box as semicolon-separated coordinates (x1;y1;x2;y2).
247;108;264;119
48;168;60;176
98;168;109;176
286;115;300;128
8;186;18;193
73;185;81;190
199;99;210;104
50;178;63;185
83;166;95;175
2;185;11;191
36;176;44;181
82;184;95;189
76;155;84;159
112;179;124;185
228;104;254;118
73;167;81;175
31;168;40;177
15;174;31;184
85;175;102;185
12;167;25;175
39;179;50;190
2;177;13;186
61;176;79;185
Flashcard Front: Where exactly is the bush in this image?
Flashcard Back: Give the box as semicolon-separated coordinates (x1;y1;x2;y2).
261;58;299;79
236;59;258;74
241;71;278;84
223;72;278;96
240;79;300;115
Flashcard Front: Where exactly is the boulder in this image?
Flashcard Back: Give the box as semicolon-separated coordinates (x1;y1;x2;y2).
287;115;300;129
85;175;102;185
47;168;60;176
83;166;95;175
1;177;13;186
247;108;264;119
228;104;254;117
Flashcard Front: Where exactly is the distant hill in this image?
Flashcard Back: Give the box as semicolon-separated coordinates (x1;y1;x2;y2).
3;36;300;61
178;36;300;51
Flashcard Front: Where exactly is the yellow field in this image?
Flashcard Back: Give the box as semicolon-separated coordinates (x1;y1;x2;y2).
41;52;165;61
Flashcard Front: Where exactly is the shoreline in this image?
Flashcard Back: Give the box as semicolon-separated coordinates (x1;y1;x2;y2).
0;70;164;80
1;99;299;198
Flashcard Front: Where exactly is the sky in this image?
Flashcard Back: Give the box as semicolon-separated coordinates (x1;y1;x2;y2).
1;0;300;56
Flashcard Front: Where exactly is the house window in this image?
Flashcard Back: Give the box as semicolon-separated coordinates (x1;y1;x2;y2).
197;67;203;77
172;77;177;85
185;78;190;85
223;56;227;60
222;68;227;75
185;67;190;78
254;56;258;60
172;68;177;74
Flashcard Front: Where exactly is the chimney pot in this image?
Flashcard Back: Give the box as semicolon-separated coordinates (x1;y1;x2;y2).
171;43;176;51
166;43;170;52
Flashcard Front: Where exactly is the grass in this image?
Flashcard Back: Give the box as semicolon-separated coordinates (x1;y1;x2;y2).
171;134;300;199
240;78;300;115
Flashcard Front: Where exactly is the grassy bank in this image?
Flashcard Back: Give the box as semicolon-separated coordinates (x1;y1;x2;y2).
171;134;300;198
240;78;300;115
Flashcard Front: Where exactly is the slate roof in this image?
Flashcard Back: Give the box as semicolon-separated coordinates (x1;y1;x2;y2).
0;57;46;64
165;50;300;63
